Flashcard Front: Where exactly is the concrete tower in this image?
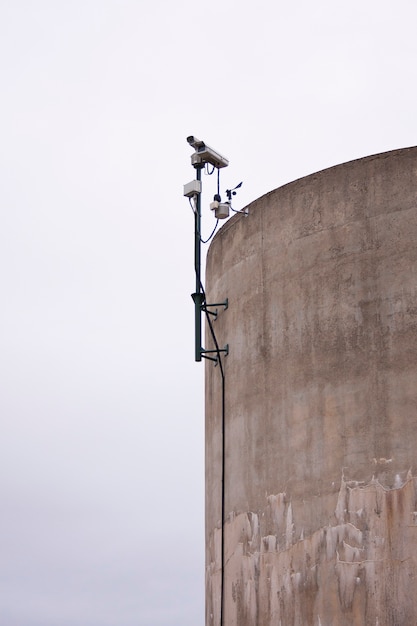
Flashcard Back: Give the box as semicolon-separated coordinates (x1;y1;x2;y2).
205;147;417;625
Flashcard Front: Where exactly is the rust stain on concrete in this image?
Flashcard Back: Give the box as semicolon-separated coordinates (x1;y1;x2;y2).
207;476;417;626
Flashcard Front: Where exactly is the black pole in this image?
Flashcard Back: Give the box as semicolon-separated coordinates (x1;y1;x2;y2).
193;165;203;362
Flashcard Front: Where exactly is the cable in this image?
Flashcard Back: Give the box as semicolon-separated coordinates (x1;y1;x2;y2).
188;194;219;243
191;187;226;625
200;282;226;626
188;197;196;213
199;219;219;244
200;283;224;380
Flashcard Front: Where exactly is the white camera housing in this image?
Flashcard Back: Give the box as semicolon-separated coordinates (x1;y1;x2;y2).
187;136;229;169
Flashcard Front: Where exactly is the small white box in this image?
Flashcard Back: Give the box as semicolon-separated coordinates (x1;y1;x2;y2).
183;180;202;198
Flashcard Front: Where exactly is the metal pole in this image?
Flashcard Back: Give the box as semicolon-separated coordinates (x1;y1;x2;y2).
193;165;204;362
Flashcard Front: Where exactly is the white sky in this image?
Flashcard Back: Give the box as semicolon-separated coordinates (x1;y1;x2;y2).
0;1;416;624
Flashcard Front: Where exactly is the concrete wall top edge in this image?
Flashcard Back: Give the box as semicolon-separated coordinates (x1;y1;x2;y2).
207;145;417;265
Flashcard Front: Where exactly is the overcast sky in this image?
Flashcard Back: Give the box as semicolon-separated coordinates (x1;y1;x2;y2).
1;1;416;625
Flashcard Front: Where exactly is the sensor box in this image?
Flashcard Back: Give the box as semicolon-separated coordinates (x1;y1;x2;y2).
183;180;202;198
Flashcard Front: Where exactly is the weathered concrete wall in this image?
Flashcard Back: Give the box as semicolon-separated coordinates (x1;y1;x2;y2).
205;147;417;626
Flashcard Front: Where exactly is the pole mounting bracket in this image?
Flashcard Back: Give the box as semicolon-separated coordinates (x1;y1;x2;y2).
202;298;228;320
201;344;229;364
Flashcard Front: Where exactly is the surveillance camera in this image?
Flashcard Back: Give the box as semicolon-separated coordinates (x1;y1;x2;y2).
186;135;229;169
